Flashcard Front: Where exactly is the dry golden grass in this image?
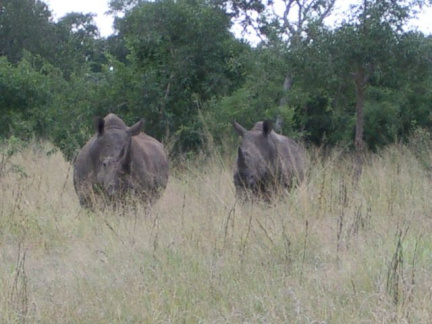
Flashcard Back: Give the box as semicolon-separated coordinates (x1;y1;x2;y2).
1;141;432;323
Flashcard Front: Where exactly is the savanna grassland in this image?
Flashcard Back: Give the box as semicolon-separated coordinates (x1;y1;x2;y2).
1;140;432;323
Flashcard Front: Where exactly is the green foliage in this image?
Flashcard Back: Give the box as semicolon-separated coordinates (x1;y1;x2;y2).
271;0;432;149
363;87;403;150
46;69;110;161
1;0;432;160
112;0;249;152
0;0;55;63
204;44;302;144
0;55;53;138
54;12;106;78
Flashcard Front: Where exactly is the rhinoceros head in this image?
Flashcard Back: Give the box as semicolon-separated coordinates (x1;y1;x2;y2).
233;120;278;193
91;116;143;198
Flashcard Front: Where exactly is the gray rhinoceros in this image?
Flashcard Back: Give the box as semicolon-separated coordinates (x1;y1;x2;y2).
233;120;305;200
73;113;169;208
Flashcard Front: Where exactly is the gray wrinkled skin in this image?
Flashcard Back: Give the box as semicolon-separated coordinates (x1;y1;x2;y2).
233;120;305;201
73;113;169;208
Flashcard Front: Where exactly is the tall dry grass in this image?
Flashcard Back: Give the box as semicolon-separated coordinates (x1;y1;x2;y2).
1;140;432;323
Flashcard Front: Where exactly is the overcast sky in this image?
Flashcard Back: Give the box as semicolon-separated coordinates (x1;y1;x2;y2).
45;0;431;38
46;0;114;37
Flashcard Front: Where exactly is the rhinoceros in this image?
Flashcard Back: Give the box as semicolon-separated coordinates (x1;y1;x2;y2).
73;113;169;208
233;120;305;200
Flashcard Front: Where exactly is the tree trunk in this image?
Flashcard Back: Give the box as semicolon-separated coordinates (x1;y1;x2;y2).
354;70;367;152
279;74;293;107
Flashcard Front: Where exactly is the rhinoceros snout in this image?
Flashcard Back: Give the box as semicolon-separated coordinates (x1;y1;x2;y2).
246;174;256;187
235;170;256;188
105;183;118;197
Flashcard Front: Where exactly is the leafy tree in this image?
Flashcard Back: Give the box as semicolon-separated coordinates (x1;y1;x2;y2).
209;0;432;153
321;0;431;153
108;0;249;152
222;0;337;102
46;71;107;160
54;12;106;77
209;0;338;142
205;43;296;140
0;0;56;63
0;55;53;138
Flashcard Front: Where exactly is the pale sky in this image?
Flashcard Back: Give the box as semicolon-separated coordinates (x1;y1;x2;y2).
46;0;115;37
45;0;431;38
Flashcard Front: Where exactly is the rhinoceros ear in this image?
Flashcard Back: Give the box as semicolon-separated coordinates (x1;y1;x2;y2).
233;121;247;136
128;119;144;136
263;120;273;137
94;116;105;136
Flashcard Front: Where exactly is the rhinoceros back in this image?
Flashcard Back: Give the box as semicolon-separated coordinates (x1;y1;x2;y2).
129;133;169;199
276;134;305;185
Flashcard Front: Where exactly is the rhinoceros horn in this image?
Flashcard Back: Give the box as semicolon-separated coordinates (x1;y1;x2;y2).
120;139;132;174
119;119;144;173
238;147;247;170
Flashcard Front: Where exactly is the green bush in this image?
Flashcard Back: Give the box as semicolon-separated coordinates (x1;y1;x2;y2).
0;56;51;139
